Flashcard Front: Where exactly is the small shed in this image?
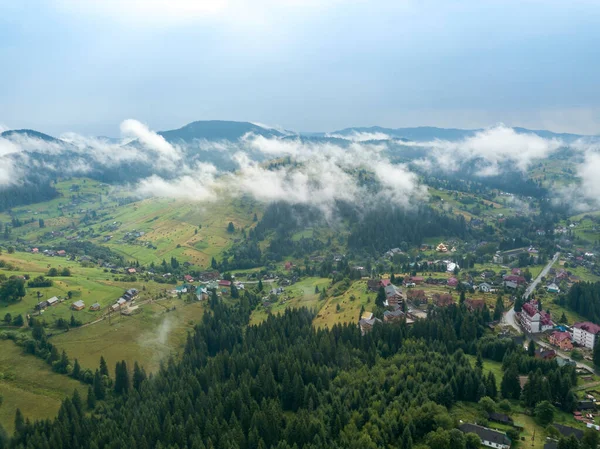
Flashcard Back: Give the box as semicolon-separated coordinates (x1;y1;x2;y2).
90;303;101;311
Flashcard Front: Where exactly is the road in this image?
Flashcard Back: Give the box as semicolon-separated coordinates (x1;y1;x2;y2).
502;252;560;333
501;252;595;373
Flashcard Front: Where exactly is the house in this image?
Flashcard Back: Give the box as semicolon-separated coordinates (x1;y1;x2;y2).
196;288;209;301
447;277;459;287
458;423;510;449
380;279;391;288
406;289;427;304
512;268;522;275
553;424;584;440
465;298;485;311
31;248;39;254
478;282;493;293
410;276;424;285
90;303;101;311
535;348;556;360
446;262;459;273
384;284;403;307
577;400;596;412
218;280;232;287
436;243;448;252
549;331;573;351
36;300;49;310
184;274;194;282
367;279;381;292
359;313;381;335
56;250;66;257
127;268;137;274
503;275;526;285
71;300;85;311
488;412;514;426
519;301;553;333
433;293;454;307
547;283;560;294
383;309;405;323
572;322;600;349
47;296;59;306
504;280;518;289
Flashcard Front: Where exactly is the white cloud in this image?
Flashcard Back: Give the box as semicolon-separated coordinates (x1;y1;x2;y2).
326;131;392;142
414;125;563;175
120;119;181;167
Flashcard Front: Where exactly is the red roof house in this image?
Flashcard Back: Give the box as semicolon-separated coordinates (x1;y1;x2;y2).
218;280;231;287
447;277;459;287
184;274;194;282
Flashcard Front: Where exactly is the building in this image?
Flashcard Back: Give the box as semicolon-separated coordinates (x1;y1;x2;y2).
436;242;448;252
547;283;560;294
383;309;405;323
458;423;510;449
359;312;381;335
71;300;85;311
184;274;194;282
384;284;403;307
47;296;59;306
572;322;600;349
488;412;514;426
553;424;584;440
519;301;553;333
447;277;459;287
90;303;101;311
549;331;573;351
433;293;454;307
219;280;232;287
478;282;493;293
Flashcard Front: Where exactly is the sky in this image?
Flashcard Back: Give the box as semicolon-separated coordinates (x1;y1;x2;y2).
1;0;600;136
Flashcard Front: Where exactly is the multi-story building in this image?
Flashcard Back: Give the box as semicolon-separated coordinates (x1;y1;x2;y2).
519;301;552;333
572;322;600;349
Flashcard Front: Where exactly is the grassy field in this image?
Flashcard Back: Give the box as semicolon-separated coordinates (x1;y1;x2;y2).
313;280;376;329
250;277;330;325
0;340;86;434
51;298;205;374
0;252;174;326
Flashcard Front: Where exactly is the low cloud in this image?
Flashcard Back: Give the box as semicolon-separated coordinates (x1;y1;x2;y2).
415;125;563;176
134;133;426;216
326;131;392;142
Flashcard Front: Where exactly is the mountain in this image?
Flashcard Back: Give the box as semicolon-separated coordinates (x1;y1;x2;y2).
158;120;284;143
328;125;596;142
0;129;64;143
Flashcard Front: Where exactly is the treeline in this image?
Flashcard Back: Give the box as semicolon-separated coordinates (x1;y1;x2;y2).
347;206;468;254
560;282;600;324
0;181;59;213
9;293;501;449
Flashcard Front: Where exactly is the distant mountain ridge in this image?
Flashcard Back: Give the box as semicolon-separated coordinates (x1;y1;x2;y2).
2;121;596;144
158;120;284;143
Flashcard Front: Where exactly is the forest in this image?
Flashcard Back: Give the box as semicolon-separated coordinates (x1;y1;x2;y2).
2;287;585;449
560;282;600;323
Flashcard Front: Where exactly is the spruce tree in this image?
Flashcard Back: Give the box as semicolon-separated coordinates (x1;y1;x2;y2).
87;386;96;410
99;356;109;377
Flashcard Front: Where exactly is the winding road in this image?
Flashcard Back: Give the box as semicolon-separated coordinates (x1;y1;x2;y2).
502;252;595;372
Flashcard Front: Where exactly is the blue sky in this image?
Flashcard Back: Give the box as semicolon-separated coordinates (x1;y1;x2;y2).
1;0;599;136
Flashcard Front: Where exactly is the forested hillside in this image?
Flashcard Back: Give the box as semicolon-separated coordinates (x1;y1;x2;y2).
7;292;503;449
561;282;600;323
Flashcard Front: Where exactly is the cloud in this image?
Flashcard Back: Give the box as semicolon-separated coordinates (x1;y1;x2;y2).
132;133;425;217
120;119;182;168
414;125;563;175
326;131;392;142
135;163;219;201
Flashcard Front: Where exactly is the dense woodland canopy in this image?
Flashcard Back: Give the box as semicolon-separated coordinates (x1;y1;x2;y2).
3;288;583;449
560;282;600;324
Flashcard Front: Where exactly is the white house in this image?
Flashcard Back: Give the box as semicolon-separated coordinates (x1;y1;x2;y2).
519;301;553;333
459;423;510;449
572;322;600;349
